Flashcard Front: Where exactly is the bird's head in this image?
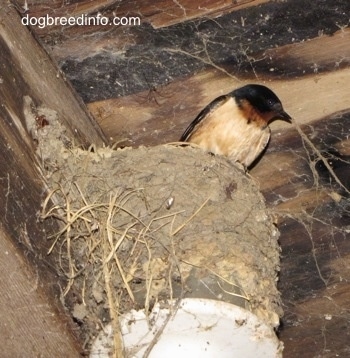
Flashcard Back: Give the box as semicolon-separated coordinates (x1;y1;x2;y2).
233;84;292;126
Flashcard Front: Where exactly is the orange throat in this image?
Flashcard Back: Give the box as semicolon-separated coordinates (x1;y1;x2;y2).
238;99;272;128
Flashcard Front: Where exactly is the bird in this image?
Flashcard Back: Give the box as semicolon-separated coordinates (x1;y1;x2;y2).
180;84;291;169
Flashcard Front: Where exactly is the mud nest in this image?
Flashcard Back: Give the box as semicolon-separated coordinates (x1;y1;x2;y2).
33;106;282;350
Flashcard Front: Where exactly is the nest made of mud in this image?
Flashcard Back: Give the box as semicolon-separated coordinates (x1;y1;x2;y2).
34;108;282;350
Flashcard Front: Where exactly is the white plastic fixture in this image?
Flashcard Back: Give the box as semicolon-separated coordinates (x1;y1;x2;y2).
90;298;282;357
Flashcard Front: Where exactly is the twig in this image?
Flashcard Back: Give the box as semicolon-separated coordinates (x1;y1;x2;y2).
171;197;210;236
106;193;135;302
63;196;75;296
143;299;182;358
102;230;124;358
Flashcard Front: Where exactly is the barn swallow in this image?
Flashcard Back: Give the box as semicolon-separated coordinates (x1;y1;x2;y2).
180;84;291;169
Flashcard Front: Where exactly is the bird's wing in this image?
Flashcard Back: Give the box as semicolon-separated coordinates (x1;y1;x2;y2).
180;94;230;141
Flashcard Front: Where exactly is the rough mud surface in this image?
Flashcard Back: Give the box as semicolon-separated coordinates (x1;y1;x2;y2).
33;107;282;351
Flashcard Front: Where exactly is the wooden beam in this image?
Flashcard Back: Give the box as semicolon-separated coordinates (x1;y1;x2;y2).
0;2;108;353
0;91;82;355
88;66;350;147
114;0;271;29
0;231;81;357
0;2;106;147
17;0;271;33
253;28;350;77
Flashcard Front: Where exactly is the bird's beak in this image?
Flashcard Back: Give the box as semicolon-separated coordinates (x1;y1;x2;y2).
278;110;292;123
271;103;292;123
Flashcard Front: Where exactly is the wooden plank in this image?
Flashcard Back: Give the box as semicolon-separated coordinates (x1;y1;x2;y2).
0;2;106;148
253;28;350;76
40;1;349;104
88;66;350;147
13;0;117;21
0;2;107;354
13;0;271;67
0;231;81;357
111;0;271;29
84;27;350;146
16;0;270;33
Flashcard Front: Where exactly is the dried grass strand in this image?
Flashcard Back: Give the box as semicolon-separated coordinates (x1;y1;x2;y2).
171;197;210;236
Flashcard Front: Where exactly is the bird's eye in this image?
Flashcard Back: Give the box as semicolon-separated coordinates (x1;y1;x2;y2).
267;99;275;107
